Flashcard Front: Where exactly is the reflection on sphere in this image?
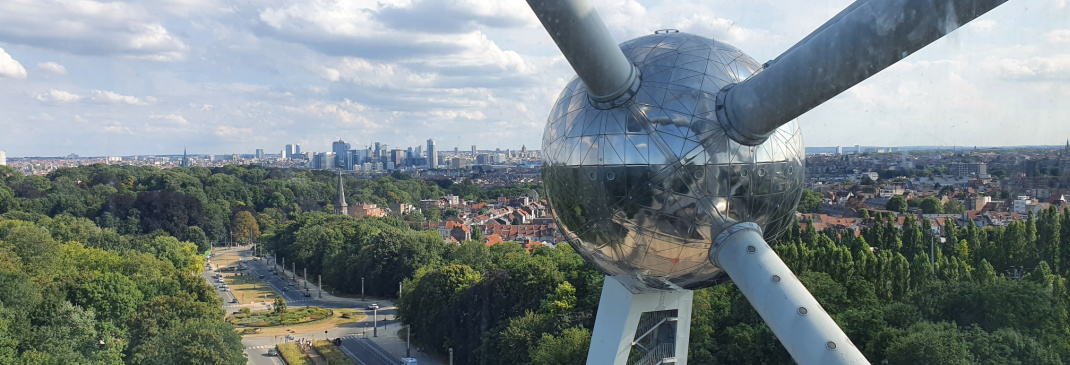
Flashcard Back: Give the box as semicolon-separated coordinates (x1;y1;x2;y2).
542;32;804;291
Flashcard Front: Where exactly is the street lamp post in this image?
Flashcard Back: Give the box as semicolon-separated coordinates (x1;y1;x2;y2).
373;308;378;337
449;348;453;365
361;277;365;301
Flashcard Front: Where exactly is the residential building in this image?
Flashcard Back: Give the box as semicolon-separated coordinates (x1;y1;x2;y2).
947;162;987;177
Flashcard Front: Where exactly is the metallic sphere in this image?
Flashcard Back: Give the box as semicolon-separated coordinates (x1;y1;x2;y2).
542;32;805;292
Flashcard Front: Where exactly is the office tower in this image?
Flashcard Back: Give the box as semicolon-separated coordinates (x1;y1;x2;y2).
427;139;437;169
391;149;404;168
415;145;422;157
295;144;301;155
333;139;350;168
284;144;295;159
182;148;188;167
472;145;477;156
454;146;459;155
255;149;265;159
1;150;7;166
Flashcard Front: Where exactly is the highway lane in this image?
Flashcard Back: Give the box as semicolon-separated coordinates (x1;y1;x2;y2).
338;337;401;365
245;347;284;365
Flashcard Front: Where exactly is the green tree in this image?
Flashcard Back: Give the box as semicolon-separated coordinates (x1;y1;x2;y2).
943;199;966;215
230;210;260;244
274;297;287;314
885;322;970;365
183;226;210;253
797;189;824;213
530;327;591;365
886;196;907;213
920;197;944;214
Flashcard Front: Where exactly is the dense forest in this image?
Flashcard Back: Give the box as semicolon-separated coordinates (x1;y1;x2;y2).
272;201;1070;362
5;163;1070;364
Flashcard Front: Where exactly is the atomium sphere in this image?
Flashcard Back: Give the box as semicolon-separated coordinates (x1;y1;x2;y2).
542;32;804;292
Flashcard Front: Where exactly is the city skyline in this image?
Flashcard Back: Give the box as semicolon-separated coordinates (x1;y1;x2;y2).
0;0;1068;157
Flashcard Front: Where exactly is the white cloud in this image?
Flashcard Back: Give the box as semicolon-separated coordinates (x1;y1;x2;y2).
0;47;27;78
1046;29;1070;43
36;89;82;103
0;0;189;61
151;113;189;124
990;55;1070;80
91;90;155;105
968;19;997;32
37;61;66;74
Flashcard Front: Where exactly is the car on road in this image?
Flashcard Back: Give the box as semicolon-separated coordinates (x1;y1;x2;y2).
231;298;238;303
303;292;311;297
267;348;278;356
366;303;379;310
259;275;265;279
282;287;288;292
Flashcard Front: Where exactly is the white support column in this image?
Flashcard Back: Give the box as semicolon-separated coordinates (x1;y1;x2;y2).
587;276;693;365
712;223;869;365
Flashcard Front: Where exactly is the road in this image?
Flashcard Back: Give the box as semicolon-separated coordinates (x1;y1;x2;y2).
205;246;438;365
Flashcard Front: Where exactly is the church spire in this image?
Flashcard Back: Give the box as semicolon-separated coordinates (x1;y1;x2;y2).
336;170;348;215
182;147;188;167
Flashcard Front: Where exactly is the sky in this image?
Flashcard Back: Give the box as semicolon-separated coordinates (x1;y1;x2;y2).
0;0;1068;157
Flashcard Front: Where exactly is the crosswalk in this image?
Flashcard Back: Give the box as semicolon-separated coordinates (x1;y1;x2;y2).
246;344;275;349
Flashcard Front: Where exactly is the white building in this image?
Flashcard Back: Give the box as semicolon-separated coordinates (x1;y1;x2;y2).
0;150;5;166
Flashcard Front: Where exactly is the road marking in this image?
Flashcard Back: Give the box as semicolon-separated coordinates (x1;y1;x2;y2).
338;343;366;365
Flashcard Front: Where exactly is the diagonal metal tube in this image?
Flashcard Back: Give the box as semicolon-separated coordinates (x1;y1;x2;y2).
712;223;870;365
719;0;1009;145
526;0;639;106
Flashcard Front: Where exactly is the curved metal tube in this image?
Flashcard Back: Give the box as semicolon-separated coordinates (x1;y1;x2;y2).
712;223;870;365
526;0;639;105
720;0;1009;145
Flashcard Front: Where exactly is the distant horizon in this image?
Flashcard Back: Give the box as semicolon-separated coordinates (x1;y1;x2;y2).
6;143;1070;160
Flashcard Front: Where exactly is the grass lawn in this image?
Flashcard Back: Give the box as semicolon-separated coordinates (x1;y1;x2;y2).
277;343;314;365
226;272;277;305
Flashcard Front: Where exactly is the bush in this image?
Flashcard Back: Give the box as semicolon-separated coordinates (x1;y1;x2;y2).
277;343;314;365
312;340;356;365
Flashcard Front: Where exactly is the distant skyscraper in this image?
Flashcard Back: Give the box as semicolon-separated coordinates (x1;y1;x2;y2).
454;146;459;155
374;142;381;158
472;145;477;156
427;139;437;169
333;139;350;168
0;150;7;166
295;144;301;155
284;144;296;159
255;149;265;159
182;148;188;167
415;145;422;157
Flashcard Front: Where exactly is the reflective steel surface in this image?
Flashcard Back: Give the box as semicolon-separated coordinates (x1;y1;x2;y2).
542;32;805;292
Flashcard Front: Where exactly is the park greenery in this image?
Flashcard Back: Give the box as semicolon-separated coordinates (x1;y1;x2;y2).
227;306;332;327
312;340;356;365
276;343;313;365
5;163;1070;363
